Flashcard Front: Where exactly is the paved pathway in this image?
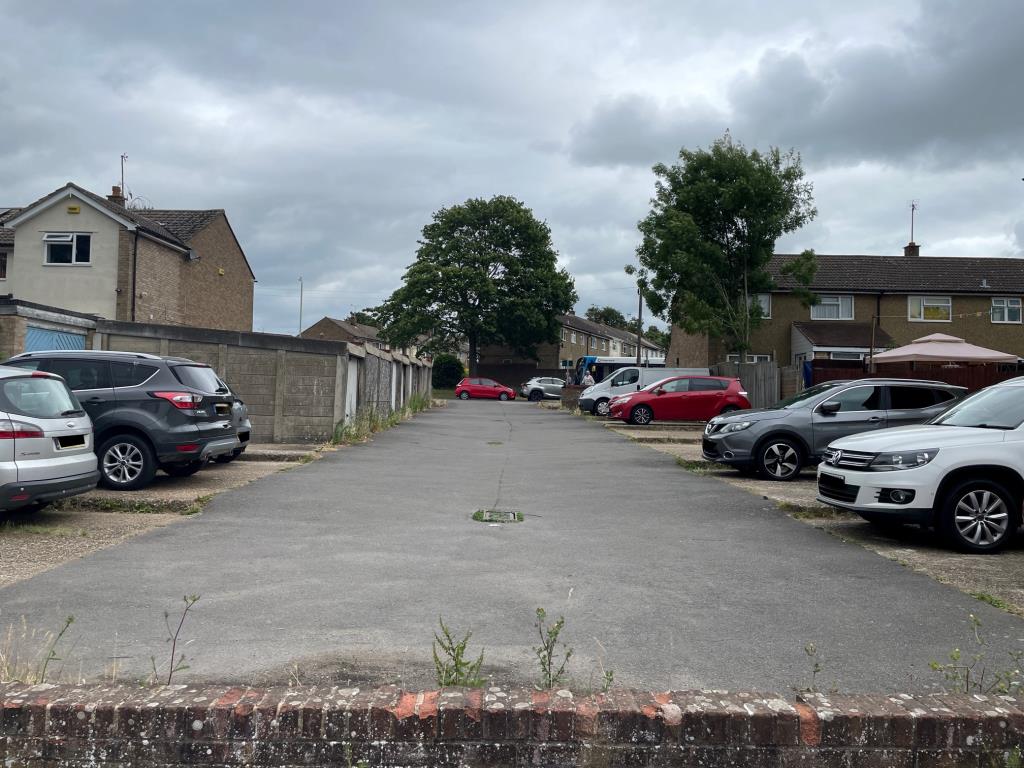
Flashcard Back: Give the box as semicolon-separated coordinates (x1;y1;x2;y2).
2;401;1021;691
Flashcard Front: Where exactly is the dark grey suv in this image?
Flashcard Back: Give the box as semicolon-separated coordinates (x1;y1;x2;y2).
3;351;239;490
702;378;966;480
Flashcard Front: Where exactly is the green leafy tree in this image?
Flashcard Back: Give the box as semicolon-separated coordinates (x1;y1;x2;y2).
584;305;630;329
350;309;378;326
644;325;670;351
378;196;576;374
628;133;818;355
431;353;465;389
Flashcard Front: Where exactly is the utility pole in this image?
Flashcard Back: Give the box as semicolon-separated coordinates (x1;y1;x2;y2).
636;285;643;367
298;276;304;336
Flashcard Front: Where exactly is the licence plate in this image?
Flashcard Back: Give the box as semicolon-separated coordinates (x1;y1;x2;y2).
55;435;86;450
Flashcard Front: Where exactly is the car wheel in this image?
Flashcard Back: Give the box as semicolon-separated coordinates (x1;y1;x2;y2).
938;479;1018;554
498;392;509;401
459;391;470;400
595;399;610;416
720;405;740;415
756;438;802;481
630;405;654;425
99;434;157;491
528;390;543;402
162;460;206;478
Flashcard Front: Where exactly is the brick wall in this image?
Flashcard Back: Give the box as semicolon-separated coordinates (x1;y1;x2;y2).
1;682;1019;767
134;237;187;325
181;213;255;332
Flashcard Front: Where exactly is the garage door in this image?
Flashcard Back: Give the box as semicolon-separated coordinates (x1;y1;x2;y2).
24;326;87;353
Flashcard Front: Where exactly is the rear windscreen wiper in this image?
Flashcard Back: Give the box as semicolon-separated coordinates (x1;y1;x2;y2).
60;409;86;417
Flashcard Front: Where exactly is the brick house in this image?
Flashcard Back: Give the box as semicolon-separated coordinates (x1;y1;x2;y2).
478;314;665;381
301;316;389;350
667;243;1024;367
0;183;255;333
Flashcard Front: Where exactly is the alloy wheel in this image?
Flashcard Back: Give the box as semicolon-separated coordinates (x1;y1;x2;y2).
103;442;145;485
595;400;610;416
632;406;652;425
763;443;799;479
954;490;1009;547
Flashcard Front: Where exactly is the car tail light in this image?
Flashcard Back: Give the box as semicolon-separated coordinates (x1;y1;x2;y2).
9;492;30;502
176;444;200;453
739;390;749;397
0;420;45;439
30;371;57;379
150;391;203;409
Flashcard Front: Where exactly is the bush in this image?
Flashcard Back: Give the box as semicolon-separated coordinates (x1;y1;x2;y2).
432;354;464;388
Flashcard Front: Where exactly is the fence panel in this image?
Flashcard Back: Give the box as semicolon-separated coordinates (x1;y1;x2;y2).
710;362;780;409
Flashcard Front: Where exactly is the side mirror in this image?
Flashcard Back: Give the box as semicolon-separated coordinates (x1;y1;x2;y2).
653;388;664;396
820;400;841;415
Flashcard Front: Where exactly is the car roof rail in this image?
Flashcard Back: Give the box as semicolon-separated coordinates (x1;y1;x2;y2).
8;350;163;360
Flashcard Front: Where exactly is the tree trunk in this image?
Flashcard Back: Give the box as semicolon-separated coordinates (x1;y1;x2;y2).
468;335;478;376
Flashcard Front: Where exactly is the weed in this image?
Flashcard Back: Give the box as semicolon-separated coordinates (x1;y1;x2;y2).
533;608;573;690
674;457;715;473
432;617;485;687
487;441;503;446
0;616;79;684
149;594;200;686
777;502;850;520
182;495;213;516
795;642;824;693
38;615;75;683
602;670;614;692
1;522;75;537
970;592;1013;612
930;614;1022;695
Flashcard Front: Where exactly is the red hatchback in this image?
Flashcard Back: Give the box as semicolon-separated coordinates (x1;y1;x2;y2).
608;376;749;425
455;377;516;401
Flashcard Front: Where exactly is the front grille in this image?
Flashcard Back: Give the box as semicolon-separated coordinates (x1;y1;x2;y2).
822;448;876;469
702;438;719;457
818;472;859;503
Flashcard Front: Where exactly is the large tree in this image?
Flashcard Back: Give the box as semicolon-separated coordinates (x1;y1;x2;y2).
584;305;630;329
628;134;818;355
377;196;577;374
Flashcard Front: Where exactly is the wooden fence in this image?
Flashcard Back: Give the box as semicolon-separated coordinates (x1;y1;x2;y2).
710;362;780;409
809;360;1021;392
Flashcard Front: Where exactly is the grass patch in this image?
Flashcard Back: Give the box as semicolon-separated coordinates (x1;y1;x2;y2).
472;509;523;523
54;497;166;515
969;592;1013;612
333;395;431;446
778;501;852;520
0;521;80;537
674;456;715;473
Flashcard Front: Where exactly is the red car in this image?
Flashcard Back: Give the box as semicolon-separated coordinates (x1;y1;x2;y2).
455;377;516;401
608;376;749;425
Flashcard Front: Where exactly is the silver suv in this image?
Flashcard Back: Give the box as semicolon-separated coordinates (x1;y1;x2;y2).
0;365;99;511
702;379;965;480
520;377;565;401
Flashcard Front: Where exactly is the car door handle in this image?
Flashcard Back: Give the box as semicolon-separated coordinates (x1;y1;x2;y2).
867;416;883;422
83;397;104;403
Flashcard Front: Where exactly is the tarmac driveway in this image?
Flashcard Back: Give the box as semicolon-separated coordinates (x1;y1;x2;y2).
2;401;1022;692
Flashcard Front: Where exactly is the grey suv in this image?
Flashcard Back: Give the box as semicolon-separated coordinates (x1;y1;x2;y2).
702;379;965;480
3;351;239;490
520;377;564;401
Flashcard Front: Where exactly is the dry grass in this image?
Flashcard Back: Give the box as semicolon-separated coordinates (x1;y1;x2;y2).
0;616;81;684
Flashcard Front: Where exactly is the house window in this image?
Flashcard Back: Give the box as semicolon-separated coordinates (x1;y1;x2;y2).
600;339;607;351
562;328;568;342
570;331;577;343
754;293;771;319
811;295;854;320
727;353;771;363
43;233;91;265
908;295;951;322
0;252;7;279
991;297;1022;324
830;351;864;361
589;337;596;350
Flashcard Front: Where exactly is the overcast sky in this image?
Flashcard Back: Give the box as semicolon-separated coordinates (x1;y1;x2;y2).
3;1;1022;333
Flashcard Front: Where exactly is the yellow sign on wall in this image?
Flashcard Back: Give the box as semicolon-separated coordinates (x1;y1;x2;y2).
67;205;81;214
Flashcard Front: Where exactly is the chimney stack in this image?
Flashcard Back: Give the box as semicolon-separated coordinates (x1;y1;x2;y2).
903;241;920;258
107;185;126;207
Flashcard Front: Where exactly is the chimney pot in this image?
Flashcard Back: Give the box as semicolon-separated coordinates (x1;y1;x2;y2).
903;241;920;258
107;185;126;206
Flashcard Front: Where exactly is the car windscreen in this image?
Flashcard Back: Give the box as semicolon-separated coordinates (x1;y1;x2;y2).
774;381;841;409
930;386;1024;430
640;377;674;392
171;365;227;394
0;376;82;419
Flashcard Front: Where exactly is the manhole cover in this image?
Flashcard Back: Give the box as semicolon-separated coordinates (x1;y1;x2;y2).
473;509;522;523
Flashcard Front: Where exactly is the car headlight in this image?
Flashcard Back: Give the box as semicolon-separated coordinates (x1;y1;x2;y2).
868;449;939;471
718;421;752;434
616;396;632;404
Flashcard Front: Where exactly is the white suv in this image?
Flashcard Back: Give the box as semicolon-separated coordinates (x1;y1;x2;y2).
817;377;1024;553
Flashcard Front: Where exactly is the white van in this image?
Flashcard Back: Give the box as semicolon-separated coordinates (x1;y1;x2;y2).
579;367;710;415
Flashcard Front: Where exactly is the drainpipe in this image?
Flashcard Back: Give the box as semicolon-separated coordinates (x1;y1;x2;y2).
868;292;883;374
130;230;139;322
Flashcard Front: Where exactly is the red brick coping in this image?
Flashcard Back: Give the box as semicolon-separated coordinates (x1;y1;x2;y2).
1;682;1021;766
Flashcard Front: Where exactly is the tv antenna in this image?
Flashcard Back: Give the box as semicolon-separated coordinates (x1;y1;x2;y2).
909;200;919;243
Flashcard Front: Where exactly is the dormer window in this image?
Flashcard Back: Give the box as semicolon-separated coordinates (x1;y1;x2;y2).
44;232;91;265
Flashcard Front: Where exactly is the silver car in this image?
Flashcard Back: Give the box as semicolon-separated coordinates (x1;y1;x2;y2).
702;378;965;481
520;376;565;402
0;365;99;511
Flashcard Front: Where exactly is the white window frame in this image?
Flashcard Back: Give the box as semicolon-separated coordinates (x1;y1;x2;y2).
830;351;864;361
570;331;577;343
746;354;772;363
600;339;607;351
908;295;952;323
561;328;568;342
811;295;854;321
991;297;1022;324
589;336;596;350
42;232;92;266
726;354;740;363
754;293;771;319
0;251;7;281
